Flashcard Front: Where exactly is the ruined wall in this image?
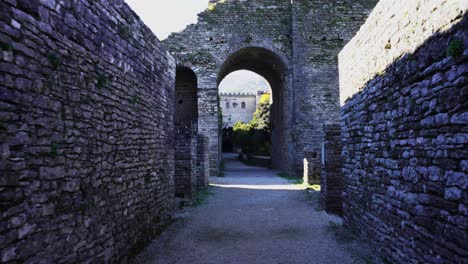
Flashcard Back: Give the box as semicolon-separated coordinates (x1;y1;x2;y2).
320;123;343;214
196;135;209;190
163;0;293;176
175;67;198;125
0;0;176;263
164;0;377;178
340;1;468;262
292;0;379;182
174;125;197;200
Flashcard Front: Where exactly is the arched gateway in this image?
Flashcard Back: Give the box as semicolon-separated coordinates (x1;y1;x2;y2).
164;0;378;179
219;47;290;172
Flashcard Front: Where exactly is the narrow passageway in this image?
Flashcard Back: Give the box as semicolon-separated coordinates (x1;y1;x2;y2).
132;154;373;264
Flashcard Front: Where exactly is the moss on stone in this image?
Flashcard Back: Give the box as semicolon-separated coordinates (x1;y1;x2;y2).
47;52;61;70
447;38;464;58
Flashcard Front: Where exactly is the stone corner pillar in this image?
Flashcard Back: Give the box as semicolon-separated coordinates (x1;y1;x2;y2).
174;123;198;200
320;123;343;215
196;134;210;190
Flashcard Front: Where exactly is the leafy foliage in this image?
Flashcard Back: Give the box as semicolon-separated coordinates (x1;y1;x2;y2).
251;93;271;131
96;72;109;89
232;93;271;156
447;38;464;58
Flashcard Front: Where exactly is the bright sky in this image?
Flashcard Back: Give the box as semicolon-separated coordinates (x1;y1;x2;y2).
219;71;271;94
125;0;208;40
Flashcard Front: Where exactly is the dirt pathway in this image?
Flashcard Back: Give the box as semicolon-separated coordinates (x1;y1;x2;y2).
131;153;377;264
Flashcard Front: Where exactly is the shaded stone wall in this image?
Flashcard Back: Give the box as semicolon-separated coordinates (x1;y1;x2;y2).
164;0;377;178
174;67;200;199
292;0;379;181
0;0;176;263
174;125;197;200
196;134;209;190
175;67;198;124
320;123;343;214
340;1;467;262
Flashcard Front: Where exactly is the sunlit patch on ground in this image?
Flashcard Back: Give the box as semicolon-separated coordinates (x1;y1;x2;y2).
210;183;304;190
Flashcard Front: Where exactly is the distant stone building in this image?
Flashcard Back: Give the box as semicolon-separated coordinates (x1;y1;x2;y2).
220;91;268;127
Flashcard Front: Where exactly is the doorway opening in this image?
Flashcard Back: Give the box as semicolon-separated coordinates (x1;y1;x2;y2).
217;47;288;171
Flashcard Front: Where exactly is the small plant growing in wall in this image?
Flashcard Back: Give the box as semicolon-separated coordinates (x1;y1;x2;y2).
244;34;253;44
47;52;61;70
50;143;59;158
96;72;110;89
118;25;131;40
130;95;139;105
384;40;392;50
80;94;92;105
1;42;13;52
447;38;464;59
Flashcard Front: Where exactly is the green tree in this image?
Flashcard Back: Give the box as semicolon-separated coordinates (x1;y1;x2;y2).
251;93;271;131
232;93;272;156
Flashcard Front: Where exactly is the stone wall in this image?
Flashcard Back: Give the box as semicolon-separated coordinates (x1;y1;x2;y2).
339;0;467;105
320;123;343;214
196;135;209;190
0;0;176;263
291;0;379;179
174;125;197;200
164;0;293;177
164;0;378;178
340;1;468;262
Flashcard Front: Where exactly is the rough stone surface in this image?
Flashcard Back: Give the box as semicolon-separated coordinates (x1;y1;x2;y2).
339;0;468;105
174;66;204;200
321;123;343;214
175;125;198;200
196;135;209;190
163;0;378;178
0;0;176;263
340;1;468;263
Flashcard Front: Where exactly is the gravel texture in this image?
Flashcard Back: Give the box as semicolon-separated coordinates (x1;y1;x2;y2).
131;153;376;264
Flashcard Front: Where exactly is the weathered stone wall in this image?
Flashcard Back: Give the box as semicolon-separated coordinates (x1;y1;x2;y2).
292;0;379;180
220;92;257;127
174;125;197;200
320;123;343;214
164;0;293;176
174;67;200;198
164;0;377;178
196;134;209;190
175;67;198;125
339;0;467;105
0;0;176;263
340;1;468;262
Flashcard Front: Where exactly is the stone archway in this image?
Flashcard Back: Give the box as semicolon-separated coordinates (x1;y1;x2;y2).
175;66;198;127
174;66;200;199
217;47;291;172
163;0;378;179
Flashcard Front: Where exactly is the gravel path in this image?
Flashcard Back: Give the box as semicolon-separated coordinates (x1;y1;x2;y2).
131;153;376;264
